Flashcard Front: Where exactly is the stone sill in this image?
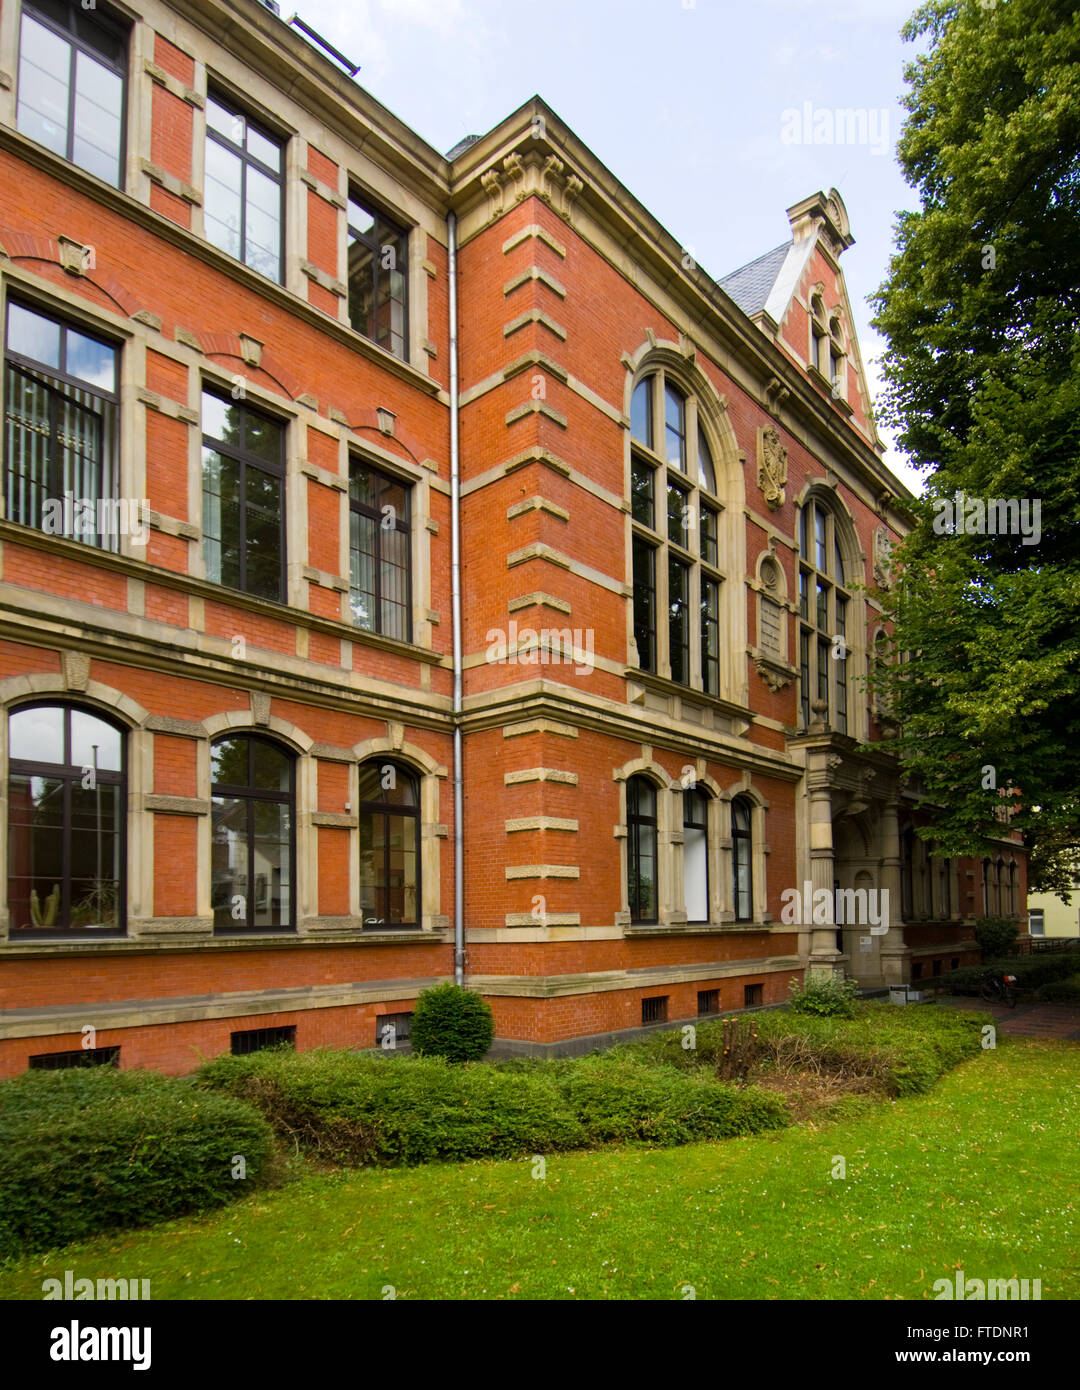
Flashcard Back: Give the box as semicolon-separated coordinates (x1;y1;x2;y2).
624;922;781;938
0;930;449;958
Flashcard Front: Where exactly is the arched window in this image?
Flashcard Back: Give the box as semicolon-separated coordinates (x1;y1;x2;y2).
828;314;845;396
732;798;753;922
1008;861;1017;916
810;293;828;375
211;735;294;931
798;496;851;732
357;760;420;928
7;702;125;935
627;776;658;924
982;857;991;915
683;787;710;924
629;368;725;696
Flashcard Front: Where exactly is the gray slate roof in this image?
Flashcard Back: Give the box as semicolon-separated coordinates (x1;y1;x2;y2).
719;242;790;317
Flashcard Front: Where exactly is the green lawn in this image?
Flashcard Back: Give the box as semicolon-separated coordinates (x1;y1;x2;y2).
2;1037;1076;1300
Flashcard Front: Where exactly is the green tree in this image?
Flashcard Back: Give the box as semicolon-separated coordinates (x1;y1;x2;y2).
870;0;1080;894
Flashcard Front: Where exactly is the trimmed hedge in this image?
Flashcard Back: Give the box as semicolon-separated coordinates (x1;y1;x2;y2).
627;1000;988;1097
0;1067;275;1259
937;952;1079;995
196;1047;788;1165
1033;974;1080;1003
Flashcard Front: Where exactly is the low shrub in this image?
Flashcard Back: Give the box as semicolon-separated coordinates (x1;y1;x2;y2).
197;1045;788;1165
627;1000;988;1098
0;1067;275;1259
787;974;860;1018
938;953;1079;995
1033;974;1080;1003
411;983;495;1062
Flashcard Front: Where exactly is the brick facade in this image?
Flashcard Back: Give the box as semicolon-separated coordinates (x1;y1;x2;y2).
0;0;1024;1076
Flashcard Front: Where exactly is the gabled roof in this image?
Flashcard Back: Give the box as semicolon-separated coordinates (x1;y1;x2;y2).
718;243;791;317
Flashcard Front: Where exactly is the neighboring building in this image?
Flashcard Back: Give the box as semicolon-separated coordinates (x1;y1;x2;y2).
1027;881;1080;940
0;0;1025;1074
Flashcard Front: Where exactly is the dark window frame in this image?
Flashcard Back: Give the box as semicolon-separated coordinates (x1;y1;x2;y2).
17;0;129;188
29;1045;120;1070
348;457;413;643
3;298;121;547
210;733;296;935
204;86;286;284
201;385;287;603
356;759;421;930
797;497;851;732
632;536;657;674
732;797;753;923
231;1025;295;1055
346;186;410;360
627;774;659;925
7;700;127;938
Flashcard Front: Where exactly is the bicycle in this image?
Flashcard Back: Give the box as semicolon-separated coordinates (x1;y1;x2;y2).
979;969;1018;1007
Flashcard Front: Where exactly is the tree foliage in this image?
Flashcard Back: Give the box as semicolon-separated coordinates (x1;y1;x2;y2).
870;0;1080;894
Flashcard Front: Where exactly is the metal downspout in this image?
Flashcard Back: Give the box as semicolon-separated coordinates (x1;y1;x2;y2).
448;211;465;986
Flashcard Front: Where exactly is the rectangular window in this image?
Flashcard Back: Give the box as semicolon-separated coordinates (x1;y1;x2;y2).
700;505;718;566
744;983;763;1008
201;389;285;602
1028;908;1044;937
17;0;127;187
230;1025;295;1056
667;482;687;546
799;629;811;727
28;1045;120;1070
631;456;654;528
632;538;656;672
4;301;119;548
375;1012;413;1047
641;996;668;1025
701;576;720;697
349;461;411;641
347;191;409;360
204;91;284;283
697;989;719;1017
668;556;690;686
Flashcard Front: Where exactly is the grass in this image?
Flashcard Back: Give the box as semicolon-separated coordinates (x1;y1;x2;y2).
1;1036;1076;1300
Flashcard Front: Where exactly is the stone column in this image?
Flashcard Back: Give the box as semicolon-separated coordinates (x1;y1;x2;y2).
808;778;842;977
877;798;910;985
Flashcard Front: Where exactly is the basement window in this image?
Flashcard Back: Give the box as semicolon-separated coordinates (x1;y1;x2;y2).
29;1046;119;1070
744;983;763;1007
230;1025;295;1055
697;989;719;1017
375;1012;413;1048
641;996;668;1026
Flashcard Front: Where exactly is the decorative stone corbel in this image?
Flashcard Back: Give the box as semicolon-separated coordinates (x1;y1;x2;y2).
757;425;788;511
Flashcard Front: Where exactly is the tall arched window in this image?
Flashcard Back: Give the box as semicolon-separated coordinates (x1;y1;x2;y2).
7;703;125;934
732;798;753;922
629;369;725;695
798;496;851;732
627;775;658;924
211;735;294;931
683;787;710;924
357;760;420;928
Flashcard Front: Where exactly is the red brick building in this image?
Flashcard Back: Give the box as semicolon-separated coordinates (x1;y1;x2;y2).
0;0;1024;1075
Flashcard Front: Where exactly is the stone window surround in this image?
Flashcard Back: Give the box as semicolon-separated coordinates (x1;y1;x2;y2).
0;676;449;943
623;341;746;708
0;266;438;652
793;482;867;742
613;756;769;930
0;0;433;375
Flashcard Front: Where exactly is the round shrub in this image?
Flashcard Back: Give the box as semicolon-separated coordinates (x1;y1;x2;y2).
411;983;495;1062
0;1067;275;1259
975;915;1019;959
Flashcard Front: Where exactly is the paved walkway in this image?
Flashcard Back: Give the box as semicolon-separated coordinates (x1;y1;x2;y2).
936;994;1080;1040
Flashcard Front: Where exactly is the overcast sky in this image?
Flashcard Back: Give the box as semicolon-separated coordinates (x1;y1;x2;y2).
287;0;926;493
